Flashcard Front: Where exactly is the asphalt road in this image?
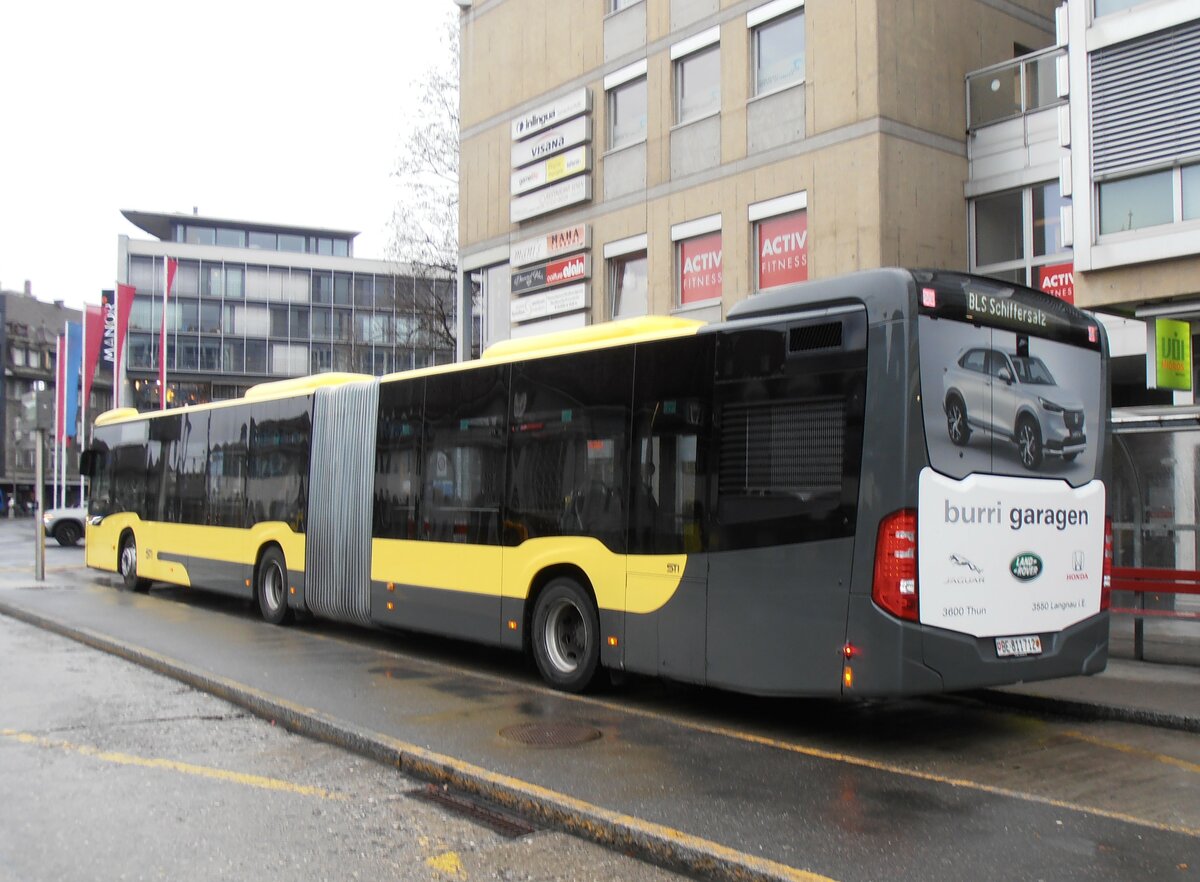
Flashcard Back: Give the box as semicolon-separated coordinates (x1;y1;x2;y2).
0;604;685;882
1;519;1198;881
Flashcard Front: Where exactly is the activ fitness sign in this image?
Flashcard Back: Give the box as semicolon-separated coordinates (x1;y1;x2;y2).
917;469;1105;638
757;210;808;290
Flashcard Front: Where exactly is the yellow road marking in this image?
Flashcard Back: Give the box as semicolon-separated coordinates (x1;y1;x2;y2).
0;728;346;800
1062;730;1200;776
425;851;468;880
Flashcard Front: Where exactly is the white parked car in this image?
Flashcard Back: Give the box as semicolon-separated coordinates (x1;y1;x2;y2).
942;346;1087;470
43;506;88;547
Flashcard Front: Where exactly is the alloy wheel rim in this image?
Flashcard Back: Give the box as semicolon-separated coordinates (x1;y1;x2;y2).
544;598;584;674
263;563;284;612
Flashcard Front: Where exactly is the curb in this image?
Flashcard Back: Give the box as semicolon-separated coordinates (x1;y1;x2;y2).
970;688;1200;734
0;598;833;882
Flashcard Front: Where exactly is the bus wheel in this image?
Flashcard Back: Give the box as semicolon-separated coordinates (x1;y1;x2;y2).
946;396;970;446
118;535;150;592
532;578;600;693
1017;416;1043;470
256;547;292;626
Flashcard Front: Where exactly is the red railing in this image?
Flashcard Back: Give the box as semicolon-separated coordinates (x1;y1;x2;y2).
1109;566;1200;659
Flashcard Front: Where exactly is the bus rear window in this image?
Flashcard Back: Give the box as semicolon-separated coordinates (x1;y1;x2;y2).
917;279;1103;485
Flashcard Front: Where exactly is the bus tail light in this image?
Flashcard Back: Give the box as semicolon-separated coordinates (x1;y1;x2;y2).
873;509;918;622
1101;517;1113;611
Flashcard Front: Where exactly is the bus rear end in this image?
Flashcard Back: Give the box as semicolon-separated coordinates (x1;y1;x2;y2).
847;272;1109;695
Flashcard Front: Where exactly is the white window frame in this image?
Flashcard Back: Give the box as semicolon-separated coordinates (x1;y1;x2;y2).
671;29;722;126
605;234;650;320
604;59;649;152
748;0;805;98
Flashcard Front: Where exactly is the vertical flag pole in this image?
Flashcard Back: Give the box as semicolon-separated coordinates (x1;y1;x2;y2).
53;334;61;509
160;257;177;410
60;323;68;510
80;313;88;506
161;256;167;409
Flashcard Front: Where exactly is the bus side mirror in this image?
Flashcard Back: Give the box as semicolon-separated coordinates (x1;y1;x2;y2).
79;450;98;479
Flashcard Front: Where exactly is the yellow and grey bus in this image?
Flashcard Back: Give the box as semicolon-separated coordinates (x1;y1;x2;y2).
83;268;1111;696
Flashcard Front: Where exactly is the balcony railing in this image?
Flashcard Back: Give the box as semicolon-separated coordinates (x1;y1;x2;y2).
966;46;1066;131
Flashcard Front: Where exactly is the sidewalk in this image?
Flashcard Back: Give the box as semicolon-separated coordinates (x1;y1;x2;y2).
977;616;1200;732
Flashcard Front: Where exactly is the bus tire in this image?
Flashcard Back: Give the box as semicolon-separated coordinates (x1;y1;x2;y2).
531;578;600;693
945;395;970;446
118;535;150;592
1017;416;1043;470
256;546;292;626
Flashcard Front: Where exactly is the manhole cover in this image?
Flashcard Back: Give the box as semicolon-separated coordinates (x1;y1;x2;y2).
500;722;602;748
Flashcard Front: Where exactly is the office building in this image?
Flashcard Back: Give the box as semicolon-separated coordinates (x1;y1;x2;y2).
118;209;455;409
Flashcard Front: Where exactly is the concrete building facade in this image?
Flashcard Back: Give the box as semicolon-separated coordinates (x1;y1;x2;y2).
456;0;1060;355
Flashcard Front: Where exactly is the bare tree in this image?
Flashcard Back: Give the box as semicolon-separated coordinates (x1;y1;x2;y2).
390;10;459;361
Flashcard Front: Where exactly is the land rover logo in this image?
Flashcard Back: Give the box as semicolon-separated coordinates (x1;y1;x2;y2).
1010;552;1043;581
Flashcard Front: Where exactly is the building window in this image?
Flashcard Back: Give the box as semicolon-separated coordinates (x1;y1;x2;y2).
1098;169;1174;235
974;190;1024;267
185;226;215;246
277;234;305;253
752;200;808;292
607;242;648;319
751;3;805;96
1095;0;1151;16
972;182;1073;296
1032;182;1069;257
248;231;276;251
1184;165;1200;221
216;228;246;248
607;68;647;150
11;347;24;367
676;228;722;306
674;42;720;124
609;0;640;10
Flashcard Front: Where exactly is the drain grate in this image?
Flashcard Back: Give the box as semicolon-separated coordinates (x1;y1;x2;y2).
407;785;537;839
499;721;602;748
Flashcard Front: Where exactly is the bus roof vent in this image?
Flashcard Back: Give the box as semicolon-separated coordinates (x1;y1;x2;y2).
789;321;842;353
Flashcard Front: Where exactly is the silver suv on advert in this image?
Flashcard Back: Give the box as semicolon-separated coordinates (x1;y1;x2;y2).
941;346;1087;470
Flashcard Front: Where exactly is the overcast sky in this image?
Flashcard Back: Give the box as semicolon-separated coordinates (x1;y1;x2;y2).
0;1;456;310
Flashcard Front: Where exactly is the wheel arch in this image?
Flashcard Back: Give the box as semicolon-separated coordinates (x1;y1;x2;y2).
1014;404;1042;432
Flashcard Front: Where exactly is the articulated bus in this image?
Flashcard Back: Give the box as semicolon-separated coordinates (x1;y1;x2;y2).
82;268;1111;696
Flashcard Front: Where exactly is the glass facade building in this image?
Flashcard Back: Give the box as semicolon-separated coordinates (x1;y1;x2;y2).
119;210;454;410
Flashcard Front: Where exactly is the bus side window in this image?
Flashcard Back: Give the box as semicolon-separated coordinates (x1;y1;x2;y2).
507;347;633;552
630;335;714;555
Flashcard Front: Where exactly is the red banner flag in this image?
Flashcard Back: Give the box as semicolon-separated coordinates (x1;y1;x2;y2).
83;304;103;418
161;258;177;409
55;334;65;444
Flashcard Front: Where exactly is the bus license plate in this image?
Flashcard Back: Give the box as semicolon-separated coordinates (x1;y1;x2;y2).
995;635;1042;658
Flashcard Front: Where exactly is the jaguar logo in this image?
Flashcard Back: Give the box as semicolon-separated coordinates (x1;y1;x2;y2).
1010;552;1043;582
